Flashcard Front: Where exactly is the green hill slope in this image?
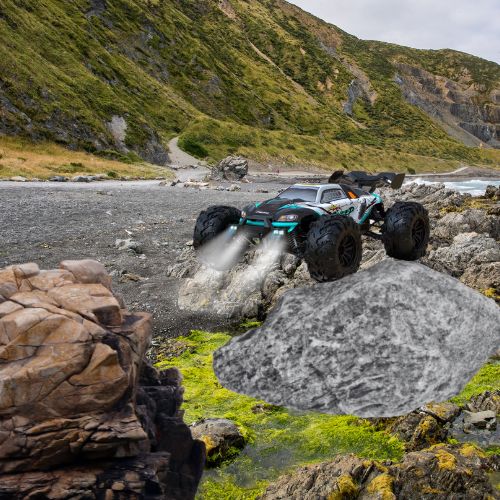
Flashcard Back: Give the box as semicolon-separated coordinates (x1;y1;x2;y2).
0;0;499;172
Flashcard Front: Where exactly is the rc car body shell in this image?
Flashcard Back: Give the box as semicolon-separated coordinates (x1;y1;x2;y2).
238;183;382;242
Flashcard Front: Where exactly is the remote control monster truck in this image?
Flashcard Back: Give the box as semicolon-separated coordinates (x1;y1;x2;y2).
193;171;430;282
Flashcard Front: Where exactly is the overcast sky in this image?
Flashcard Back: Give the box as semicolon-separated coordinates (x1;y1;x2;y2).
288;0;500;64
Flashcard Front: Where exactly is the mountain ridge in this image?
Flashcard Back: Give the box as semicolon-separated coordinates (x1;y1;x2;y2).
0;0;499;172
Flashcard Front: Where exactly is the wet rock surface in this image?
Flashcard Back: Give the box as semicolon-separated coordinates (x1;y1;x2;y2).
0;260;204;499
214;260;500;418
260;444;499;500
386;402;461;452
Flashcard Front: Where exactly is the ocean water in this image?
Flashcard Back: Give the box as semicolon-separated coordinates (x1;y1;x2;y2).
410;179;500;196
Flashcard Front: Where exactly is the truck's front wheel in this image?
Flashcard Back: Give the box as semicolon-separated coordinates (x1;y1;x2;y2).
193;206;241;249
382;202;430;260
304;215;362;282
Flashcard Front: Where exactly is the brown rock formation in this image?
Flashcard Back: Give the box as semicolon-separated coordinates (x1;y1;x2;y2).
0;260;204;499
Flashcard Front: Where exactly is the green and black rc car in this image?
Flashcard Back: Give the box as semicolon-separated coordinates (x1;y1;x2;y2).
193;171;430;282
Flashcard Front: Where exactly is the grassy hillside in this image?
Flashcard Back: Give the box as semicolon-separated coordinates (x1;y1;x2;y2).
0;0;499;171
0;136;169;179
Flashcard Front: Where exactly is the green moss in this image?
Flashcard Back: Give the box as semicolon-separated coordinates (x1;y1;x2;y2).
451;361;500;406
485;445;500;457
156;330;404;499
434;447;457;471
329;474;359;499
366;473;395;499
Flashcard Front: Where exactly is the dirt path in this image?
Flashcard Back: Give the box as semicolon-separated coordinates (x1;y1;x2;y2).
167;137;200;167
168;137;210;182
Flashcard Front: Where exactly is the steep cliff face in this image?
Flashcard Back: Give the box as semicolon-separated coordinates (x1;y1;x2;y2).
394;63;499;148
0;0;499;168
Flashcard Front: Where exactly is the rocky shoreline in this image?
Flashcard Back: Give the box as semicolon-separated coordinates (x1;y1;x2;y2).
0;180;498;498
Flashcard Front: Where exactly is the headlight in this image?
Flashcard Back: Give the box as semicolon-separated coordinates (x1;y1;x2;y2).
277;214;299;222
241;210;247;218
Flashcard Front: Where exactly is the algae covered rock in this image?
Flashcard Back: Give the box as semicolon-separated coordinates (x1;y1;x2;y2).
260;444;497;500
214;260;500;418
388;402;461;451
190;418;245;466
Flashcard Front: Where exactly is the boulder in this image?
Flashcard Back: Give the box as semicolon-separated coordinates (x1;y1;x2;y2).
427;232;500;277
211;156;248;181
181;181;209;190
214;260;500;418
9;176;27;182
433;209;499;241
115;238;143;254
0;260;204;498
260;454;374;500
463;410;497;431
71;175;98;183
485;184;500;200
467;390;500;413
190;418;245;466
388;402;461;451
261;444;497;500
460;261;500;292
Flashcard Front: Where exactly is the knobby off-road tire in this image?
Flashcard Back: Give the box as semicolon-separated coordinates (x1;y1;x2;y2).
382;202;430;260
193;205;241;249
305;215;362;282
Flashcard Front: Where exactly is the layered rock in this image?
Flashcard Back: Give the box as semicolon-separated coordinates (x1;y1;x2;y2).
394;63;500;148
260;444;499;500
0;260;204;499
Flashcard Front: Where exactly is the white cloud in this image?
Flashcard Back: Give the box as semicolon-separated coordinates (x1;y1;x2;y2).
287;0;500;64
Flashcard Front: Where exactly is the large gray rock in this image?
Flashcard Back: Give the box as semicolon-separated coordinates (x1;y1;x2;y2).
211;156;248;181
213;260;500;418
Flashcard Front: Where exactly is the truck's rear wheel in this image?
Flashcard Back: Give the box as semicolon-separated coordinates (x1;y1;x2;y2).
305;216;362;282
382;202;430;260
193;206;241;249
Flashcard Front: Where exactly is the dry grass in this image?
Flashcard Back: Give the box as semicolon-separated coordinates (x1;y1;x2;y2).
0;136;173;180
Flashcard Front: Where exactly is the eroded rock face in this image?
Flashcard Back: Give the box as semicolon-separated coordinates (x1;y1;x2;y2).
260;444;498;500
214;260;500;418
394;63;500;148
0;260;204;499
